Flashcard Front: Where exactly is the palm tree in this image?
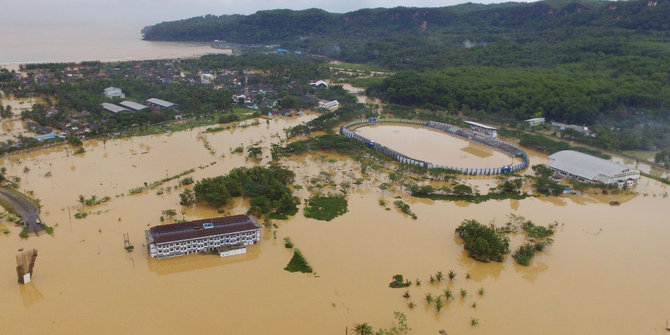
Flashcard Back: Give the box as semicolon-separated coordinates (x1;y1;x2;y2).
353;323;373;335
425;293;434;304
478;287;485;296
435;296;444;312
436;271;444;282
460;289;467;298
444;289;453;301
448;270;456;281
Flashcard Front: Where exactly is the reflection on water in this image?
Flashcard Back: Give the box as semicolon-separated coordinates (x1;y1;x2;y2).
20;283;44;307
147;244;261;275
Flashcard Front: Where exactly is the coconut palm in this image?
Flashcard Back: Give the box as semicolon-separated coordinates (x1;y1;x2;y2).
436;271;444;282
448;270;456;281
425;293;434;304
353;323;373;335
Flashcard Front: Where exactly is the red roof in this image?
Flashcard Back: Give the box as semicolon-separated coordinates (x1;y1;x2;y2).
149;215;260;244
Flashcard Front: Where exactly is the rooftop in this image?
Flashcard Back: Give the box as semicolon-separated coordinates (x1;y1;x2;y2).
119;100;148;111
464;121;496;130
101;102;128;114
148;215;260;244
147;98;176;108
549;150;633;179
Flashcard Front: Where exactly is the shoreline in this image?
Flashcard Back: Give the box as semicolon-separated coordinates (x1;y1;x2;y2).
0;46;232;71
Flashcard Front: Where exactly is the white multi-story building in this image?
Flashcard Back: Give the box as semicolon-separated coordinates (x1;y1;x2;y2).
145;215;261;259
548;150;640;187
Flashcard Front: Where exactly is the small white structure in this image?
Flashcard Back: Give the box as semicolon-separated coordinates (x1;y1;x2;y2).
464;120;497;139
551;121;594;137
101;102;128;115
548;150;640;186
103;87;125;99
525;117;546;127
217;244;247;257
118;100;148;112
318;100;340;111
310;80;328;88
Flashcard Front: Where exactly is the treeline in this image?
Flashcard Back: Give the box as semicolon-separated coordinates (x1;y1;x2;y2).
367;60;670;125
142;1;670;70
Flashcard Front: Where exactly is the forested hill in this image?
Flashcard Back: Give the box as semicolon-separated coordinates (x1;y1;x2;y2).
143;1;669;43
142;0;670;151
143;0;670;68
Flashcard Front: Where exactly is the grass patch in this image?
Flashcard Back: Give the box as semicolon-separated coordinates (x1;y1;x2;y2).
284;248;313;273
303;196;348;221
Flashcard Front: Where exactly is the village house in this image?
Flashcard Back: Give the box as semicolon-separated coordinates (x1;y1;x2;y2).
310;80;328;88
318;100;340;112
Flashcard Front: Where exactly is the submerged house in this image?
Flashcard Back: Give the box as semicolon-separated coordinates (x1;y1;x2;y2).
145;215;261;259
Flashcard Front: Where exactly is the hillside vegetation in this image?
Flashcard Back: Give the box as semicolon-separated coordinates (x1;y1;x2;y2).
144;0;670;151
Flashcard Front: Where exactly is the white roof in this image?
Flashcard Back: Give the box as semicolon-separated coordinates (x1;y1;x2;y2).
104;87;121;92
147;98;176;108
525;117;545;122
119;100;147;111
464;121;496;130
101;103;127;114
549;150;632;179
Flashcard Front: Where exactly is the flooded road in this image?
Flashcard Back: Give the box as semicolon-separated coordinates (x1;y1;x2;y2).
1;118;669;334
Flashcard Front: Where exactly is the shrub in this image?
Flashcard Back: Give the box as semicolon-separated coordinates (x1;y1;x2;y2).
513;243;536;266
284;249;313;273
455;219;510;262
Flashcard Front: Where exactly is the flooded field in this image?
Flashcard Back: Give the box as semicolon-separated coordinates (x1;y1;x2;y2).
0;94;40;143
356;124;522;169
1;115;670;335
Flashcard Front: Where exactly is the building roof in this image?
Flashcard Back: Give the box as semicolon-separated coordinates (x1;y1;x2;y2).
464;121;496;130
549;150;632;180
119;100;147;111
147;98;176;108
104;87;121;92
149;215;260;244
101;103;128;114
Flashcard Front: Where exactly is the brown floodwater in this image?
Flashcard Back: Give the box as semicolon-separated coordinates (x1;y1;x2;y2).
355;124;522;169
1;117;669;335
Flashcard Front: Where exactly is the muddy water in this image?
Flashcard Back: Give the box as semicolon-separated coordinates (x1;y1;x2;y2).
1;114;670;335
0;94;40;143
356;124;522;169
0;22;229;65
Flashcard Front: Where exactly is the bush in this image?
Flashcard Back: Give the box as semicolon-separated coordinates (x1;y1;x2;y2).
284;248;313;273
389;274;411;288
513;244;536;266
455;219;510;262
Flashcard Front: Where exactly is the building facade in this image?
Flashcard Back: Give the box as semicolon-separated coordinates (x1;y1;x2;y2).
145;215;261;259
